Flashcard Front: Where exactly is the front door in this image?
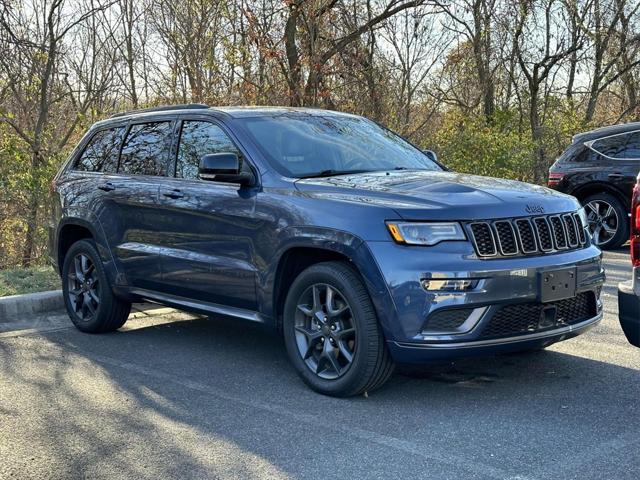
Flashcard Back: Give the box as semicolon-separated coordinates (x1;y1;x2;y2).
155;118;260;310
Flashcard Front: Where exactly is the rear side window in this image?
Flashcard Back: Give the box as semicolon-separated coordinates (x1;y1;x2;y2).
176;121;240;179
75;127;125;173
119;122;172;176
591;133;630;159
622;131;640;159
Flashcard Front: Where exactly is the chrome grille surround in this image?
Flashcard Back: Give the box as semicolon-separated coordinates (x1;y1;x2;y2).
493;220;518;255
549;215;568;250
467;212;588;258
469;222;497;257
514;218;537;254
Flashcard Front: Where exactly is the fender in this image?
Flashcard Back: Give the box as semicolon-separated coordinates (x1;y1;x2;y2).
258;226;398;339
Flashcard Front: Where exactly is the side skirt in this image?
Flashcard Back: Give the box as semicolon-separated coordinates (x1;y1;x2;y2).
127;288;268;324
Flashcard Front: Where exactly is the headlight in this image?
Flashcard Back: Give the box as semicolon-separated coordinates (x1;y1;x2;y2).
386;222;466;245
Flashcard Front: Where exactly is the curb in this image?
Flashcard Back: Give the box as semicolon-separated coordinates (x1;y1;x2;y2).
0;290;64;321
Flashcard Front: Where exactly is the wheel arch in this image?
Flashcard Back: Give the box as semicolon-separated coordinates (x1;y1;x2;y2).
55;217;119;286
56;219;98;273
572;182;631;210
264;228;396;336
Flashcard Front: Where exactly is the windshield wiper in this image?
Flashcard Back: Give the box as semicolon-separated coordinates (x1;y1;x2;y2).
297;169;372;179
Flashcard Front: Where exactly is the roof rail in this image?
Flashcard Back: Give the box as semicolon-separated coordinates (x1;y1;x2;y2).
110;103;209;118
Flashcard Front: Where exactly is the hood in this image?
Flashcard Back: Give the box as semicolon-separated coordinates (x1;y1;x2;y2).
295;170;580;220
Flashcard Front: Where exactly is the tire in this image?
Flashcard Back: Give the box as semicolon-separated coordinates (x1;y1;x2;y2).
282;261;394;397
582;193;629;250
61;239;131;333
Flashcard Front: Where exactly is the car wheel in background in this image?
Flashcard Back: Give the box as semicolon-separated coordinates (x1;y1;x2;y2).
582;193;629;250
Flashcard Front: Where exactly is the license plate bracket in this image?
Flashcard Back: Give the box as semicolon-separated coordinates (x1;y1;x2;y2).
539;267;577;302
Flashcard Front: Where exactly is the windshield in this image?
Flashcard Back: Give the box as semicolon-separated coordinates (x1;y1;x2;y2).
239;114;441;178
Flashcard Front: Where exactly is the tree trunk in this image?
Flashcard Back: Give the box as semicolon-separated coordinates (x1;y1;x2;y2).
284;2;302;106
21;159;40;267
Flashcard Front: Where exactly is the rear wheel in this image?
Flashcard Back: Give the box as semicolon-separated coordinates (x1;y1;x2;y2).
582;193;629;250
283;261;394;397
62;239;131;333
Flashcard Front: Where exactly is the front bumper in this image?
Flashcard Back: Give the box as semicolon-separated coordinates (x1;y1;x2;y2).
388;314;601;362
364;241;605;363
618;267;640;348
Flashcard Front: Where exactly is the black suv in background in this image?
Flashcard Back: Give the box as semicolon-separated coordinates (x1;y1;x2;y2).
549;122;640;249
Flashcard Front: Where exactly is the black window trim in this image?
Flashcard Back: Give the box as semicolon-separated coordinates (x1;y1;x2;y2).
585;129;640;161
171;113;260;187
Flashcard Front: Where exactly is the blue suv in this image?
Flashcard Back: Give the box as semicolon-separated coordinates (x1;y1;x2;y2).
50;105;606;396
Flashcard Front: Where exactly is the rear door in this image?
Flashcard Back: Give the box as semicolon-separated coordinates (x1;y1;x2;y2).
589;130;640;199
154;116;260;310
104;118;176;291
619;131;640;197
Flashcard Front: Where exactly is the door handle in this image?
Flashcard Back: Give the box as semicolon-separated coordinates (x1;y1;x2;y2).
98;182;116;192
608;173;624;178
162;189;184;199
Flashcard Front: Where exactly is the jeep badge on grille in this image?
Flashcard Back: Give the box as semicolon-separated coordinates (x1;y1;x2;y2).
526;204;545;214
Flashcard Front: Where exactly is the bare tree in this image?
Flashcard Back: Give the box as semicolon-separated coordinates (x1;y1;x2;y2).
583;0;640;122
512;0;581;181
0;0;112;265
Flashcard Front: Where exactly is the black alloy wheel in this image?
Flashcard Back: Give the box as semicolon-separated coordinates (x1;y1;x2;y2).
294;283;357;380
67;252;101;321
283;261;394;397
62;239;131;333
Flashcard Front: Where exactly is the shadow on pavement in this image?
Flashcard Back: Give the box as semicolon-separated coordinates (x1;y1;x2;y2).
1;311;638;478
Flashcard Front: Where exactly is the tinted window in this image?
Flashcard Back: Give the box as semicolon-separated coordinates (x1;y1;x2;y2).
622;131;640;159
119;122;172;176
75;127;124;173
176;121;240;179
591;133;629;159
573;146;596;163
556;142;585;163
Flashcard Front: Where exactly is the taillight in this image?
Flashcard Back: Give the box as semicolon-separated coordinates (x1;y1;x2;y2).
632;181;640;267
548;172;565;187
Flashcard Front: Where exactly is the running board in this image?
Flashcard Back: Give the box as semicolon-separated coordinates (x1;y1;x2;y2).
128;288;265;323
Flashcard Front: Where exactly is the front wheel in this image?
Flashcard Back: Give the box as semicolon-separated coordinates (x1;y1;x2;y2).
283;261;394;397
62;239;131;333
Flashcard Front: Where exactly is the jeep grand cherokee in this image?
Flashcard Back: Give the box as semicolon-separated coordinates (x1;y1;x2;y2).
50;105;606;396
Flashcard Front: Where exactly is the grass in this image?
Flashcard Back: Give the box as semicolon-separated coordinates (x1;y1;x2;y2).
0;265;60;297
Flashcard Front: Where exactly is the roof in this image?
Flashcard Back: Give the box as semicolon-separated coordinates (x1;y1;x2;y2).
573;121;640;144
210;106;358;119
93;105;357;128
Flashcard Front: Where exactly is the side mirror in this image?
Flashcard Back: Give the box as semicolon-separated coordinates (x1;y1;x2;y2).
199;153;254;185
423;149;438;163
423;149;449;171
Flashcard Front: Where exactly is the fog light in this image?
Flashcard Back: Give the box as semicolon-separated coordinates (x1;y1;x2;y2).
421;279;479;291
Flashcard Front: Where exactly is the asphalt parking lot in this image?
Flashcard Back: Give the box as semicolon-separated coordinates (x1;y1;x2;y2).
1;251;638;480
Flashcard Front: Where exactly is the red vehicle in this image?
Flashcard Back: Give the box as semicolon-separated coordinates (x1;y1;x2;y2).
618;172;640;347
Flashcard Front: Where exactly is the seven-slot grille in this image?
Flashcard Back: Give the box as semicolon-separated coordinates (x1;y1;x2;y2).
468;213;587;258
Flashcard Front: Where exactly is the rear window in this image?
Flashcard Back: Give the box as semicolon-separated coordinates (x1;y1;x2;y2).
119;122;172;176
74;127;125;173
